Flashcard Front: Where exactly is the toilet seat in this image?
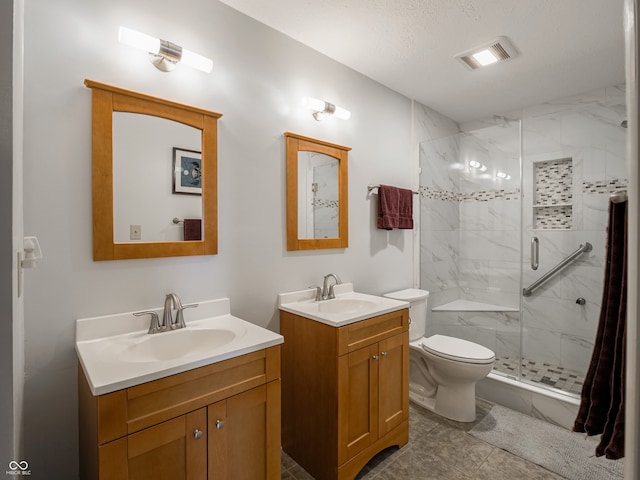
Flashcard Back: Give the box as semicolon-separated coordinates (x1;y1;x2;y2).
418;334;495;365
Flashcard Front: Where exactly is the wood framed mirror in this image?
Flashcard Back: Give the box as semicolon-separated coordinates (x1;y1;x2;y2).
284;132;350;250
85;80;221;260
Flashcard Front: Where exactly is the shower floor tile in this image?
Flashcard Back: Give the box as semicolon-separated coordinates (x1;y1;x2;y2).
494;357;585;395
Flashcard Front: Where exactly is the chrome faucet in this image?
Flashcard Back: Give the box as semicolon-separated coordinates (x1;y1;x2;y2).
321;273;342;300
133;293;198;334
163;293;198;330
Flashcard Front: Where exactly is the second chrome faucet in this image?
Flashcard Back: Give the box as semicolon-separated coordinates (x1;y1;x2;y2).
310;273;342;301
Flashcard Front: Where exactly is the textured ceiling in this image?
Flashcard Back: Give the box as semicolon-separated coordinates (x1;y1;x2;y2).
218;0;625;123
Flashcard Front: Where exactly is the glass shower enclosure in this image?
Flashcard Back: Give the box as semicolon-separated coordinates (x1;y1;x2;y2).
419;85;627;397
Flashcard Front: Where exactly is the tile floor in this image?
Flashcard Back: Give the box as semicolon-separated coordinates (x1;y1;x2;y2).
281;399;566;480
493;357;585;395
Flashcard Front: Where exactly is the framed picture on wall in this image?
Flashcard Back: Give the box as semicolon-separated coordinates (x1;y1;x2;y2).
172;147;202;195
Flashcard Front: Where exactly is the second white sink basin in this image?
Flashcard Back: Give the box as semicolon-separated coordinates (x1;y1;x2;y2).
278;283;409;327
317;298;378;315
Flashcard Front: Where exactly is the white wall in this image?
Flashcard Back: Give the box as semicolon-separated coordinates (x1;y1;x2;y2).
21;0;425;476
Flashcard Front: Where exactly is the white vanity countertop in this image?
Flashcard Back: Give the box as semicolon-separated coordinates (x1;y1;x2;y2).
76;298;283;396
278;283;409;327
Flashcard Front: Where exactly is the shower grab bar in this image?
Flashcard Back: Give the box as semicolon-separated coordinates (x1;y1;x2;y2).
522;242;593;297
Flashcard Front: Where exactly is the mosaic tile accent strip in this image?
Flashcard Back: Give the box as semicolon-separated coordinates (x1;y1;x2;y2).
534;205;572;229
534;158;573;205
312;198;339;208
420;186;520;202
419;186;460;201
494;356;584;396
582;178;628;194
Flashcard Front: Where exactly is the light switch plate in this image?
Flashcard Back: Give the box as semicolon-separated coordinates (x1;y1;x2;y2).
130;225;142;240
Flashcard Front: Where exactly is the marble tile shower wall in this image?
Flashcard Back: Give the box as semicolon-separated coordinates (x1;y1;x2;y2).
420;85;627;374
420;127;522;356
420;134;461;309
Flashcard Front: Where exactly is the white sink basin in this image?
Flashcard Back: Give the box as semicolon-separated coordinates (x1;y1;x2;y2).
278;283;409;327
317;298;378;314
76;298;284;395
117;327;238;363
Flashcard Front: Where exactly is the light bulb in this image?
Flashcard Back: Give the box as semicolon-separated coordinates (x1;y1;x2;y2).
181;48;213;73
119;27;160;54
333;105;351;120
303;97;327;112
472;49;498;66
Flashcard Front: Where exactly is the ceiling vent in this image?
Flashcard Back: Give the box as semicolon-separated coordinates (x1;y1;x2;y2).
455;36;519;70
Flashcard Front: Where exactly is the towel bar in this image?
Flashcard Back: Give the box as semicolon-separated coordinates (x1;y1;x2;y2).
367;184;419;194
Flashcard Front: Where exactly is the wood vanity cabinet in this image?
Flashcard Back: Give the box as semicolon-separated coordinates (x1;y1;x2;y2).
78;346;281;480
280;308;409;480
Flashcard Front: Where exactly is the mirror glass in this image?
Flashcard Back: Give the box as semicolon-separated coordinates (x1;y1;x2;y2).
112;113;203;242
297;151;339;239
285;132;350;251
86;79;221;261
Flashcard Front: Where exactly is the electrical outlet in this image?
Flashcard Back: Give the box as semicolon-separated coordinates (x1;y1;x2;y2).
130;225;142;240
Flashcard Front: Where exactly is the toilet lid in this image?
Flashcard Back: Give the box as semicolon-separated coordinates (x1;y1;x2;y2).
420;335;495;364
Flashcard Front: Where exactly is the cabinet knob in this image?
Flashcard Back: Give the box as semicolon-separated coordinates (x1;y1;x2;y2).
193;429;203;440
215;420;224;430
381;351;388;358
372;355;379;361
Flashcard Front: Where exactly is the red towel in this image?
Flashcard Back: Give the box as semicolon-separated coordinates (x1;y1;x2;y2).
376;185;414;230
183;219;202;241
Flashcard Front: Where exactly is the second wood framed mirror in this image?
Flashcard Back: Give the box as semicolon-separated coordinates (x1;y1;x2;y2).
284;132;350;251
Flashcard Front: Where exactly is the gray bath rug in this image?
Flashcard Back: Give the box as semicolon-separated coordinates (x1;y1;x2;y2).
469;405;624;480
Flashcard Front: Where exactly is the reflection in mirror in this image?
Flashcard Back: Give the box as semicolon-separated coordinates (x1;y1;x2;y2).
297;151;339;239
85;79;221;261
113;113;203;242
285;132;350;251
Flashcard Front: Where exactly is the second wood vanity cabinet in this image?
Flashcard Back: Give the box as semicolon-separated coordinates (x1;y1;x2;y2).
78;346;281;480
280;308;409;480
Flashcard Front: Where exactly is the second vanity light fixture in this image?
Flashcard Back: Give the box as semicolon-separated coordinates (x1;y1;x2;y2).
118;26;213;73
303;97;351;121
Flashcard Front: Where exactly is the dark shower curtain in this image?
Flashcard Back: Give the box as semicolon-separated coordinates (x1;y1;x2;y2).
573;197;627;459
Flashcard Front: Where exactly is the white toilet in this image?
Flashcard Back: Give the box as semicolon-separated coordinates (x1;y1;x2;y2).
384;289;495;422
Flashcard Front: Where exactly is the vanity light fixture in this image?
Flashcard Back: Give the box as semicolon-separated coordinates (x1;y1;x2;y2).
496;171;511;180
118;26;213;73
455;36;519;71
303;97;351;121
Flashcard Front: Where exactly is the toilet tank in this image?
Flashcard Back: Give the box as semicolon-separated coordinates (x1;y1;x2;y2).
383;289;429;341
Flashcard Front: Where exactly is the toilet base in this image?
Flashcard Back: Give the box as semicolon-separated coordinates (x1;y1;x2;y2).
409;390;436;412
410;382;478;423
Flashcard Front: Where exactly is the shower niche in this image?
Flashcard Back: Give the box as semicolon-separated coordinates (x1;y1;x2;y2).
532;158;573;230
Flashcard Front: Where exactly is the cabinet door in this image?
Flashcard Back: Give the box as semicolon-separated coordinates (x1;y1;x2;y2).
378;332;409;437
208;382;281;480
338;343;379;465
122;407;207;480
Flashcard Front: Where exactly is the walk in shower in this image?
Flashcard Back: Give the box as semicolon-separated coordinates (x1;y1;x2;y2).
419;85;627;404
